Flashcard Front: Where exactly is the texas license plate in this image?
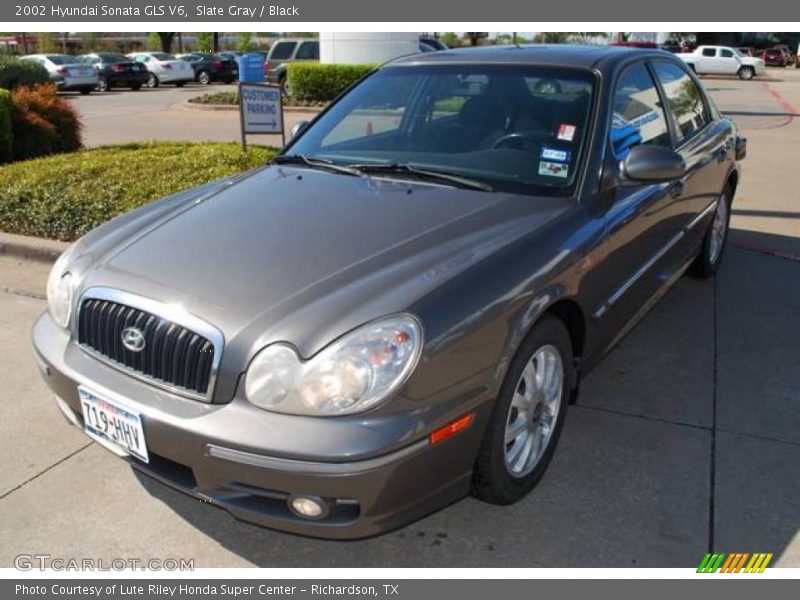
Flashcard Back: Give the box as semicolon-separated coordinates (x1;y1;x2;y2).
79;386;149;463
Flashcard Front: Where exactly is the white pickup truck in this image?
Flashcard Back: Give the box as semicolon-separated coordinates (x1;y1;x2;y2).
678;45;766;80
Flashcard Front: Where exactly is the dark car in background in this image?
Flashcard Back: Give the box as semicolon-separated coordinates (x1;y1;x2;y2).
79;53;149;91
761;47;791;67
33;45;744;539
176;52;239;85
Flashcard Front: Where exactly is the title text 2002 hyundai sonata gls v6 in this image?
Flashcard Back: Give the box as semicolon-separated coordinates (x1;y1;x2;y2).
32;45;745;539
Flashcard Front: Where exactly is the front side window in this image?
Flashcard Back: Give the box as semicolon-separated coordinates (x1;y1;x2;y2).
295;41;319;60
653;62;710;144
270;42;297;60
611;63;670;158
288;65;595;195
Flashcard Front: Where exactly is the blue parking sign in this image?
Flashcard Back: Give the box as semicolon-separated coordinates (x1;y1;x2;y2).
237;53;265;83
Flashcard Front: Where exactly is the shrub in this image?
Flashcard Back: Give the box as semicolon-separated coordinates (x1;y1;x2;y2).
287;63;375;103
0;55;50;90
0;89;12;163
10;84;82;161
0;142;277;241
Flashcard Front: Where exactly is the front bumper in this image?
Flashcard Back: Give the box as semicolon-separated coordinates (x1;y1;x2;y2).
31;312;487;539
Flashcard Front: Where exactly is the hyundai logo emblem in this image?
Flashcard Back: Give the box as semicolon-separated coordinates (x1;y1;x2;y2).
121;327;146;352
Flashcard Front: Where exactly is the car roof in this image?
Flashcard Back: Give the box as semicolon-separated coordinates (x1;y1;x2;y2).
387;44;672;71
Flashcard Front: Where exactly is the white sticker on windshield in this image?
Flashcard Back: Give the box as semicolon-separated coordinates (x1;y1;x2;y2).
557;124;577;142
539;161;569;179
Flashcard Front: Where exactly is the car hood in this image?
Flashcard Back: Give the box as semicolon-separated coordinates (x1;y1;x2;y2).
76;166;571;393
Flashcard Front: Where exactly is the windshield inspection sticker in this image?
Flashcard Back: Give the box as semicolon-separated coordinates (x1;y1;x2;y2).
541;147;571;162
557;124;577;142
539;161;570;178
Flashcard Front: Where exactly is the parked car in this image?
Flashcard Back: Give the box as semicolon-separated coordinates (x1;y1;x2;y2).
736;47;755;57
771;44;796;66
126;51;195;88
78;52;149;91
33;45;744;539
264;38;319;92
760;47;790;67
678;45;765;79
20;54;98;94
419;37;449;51
176;52;239;85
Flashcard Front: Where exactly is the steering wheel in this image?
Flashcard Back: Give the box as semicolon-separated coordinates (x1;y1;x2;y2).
492;132;542;150
533;79;563;95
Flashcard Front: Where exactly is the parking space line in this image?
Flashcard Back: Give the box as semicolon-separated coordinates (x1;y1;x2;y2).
0;285;45;301
0;442;92;501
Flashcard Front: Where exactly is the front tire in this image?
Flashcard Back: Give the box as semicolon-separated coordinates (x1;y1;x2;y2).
97;77;109;92
739;66;755;80
472;316;573;505
79;88;91;95
198;71;211;85
147;73;159;88
691;187;732;278
175;82;185;88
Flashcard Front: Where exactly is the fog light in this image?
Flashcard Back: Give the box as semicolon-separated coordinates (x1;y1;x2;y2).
288;495;329;520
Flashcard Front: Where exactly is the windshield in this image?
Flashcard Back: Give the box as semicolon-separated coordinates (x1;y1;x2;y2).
287;65;595;196
731;48;745;57
46;55;76;65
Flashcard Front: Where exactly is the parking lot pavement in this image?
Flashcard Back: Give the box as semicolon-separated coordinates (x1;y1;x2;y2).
1;244;797;567
66;84;292;148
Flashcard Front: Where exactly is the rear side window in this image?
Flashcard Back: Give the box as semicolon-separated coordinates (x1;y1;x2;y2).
270;42;297;60
721;49;734;58
295;41;319;60
652;62;711;144
702;48;716;57
611;63;670;158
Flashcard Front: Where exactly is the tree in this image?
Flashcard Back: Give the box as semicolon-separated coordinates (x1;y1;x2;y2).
147;32;160;51
157;33;176;53
37;32;57;53
236;32;253;52
82;32;100;51
440;32;460;47
533;32;571;44
568;32;608;45
196;31;213;52
464;32;489;47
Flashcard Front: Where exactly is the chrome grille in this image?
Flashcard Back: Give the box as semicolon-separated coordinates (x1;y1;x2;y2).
76;290;221;400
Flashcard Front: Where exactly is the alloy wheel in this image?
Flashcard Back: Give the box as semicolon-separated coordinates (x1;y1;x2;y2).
708;195;729;264
504;344;564;478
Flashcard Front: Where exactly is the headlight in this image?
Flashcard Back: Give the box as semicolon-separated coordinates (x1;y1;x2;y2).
46;250;76;328
245;314;423;416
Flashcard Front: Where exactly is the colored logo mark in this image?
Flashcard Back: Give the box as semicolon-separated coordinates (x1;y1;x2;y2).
697;552;773;573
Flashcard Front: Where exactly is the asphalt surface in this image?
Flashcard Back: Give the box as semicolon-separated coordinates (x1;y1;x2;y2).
1;68;798;568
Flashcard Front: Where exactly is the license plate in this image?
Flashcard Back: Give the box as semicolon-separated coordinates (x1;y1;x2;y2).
79;386;149;463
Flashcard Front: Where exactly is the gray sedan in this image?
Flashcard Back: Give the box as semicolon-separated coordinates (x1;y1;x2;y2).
32;45;744;538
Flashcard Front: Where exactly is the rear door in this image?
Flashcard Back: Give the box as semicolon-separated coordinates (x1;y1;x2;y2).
651;60;731;250
698;47;720;73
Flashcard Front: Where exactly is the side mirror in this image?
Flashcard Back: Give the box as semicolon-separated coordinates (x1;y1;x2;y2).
622;145;686;182
290;120;309;140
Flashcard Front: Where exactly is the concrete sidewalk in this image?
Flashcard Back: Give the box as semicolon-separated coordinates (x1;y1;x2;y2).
0;245;797;567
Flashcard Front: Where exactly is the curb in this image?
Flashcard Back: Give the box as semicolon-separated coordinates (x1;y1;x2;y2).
0;232;67;264
181;99;324;114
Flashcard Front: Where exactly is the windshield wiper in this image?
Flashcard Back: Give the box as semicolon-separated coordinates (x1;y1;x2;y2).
349;163;493;192
270;154;363;177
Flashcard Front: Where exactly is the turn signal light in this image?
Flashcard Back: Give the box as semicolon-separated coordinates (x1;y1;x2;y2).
429;413;474;445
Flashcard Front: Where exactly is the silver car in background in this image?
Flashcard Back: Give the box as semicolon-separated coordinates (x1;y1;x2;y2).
21;54;99;94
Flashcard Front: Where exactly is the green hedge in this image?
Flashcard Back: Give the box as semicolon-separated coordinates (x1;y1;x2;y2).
0;89;12;163
0;56;50;90
0;142;277;241
287;63;375;103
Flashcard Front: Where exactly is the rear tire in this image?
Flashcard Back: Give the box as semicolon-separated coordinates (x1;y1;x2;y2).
198;71;211;85
130;84;141;91
739;66;755;80
691;186;732;278
472;316;574;505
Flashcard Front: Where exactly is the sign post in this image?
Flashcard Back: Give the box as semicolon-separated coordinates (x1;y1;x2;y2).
238;82;285;151
236;52;284;151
